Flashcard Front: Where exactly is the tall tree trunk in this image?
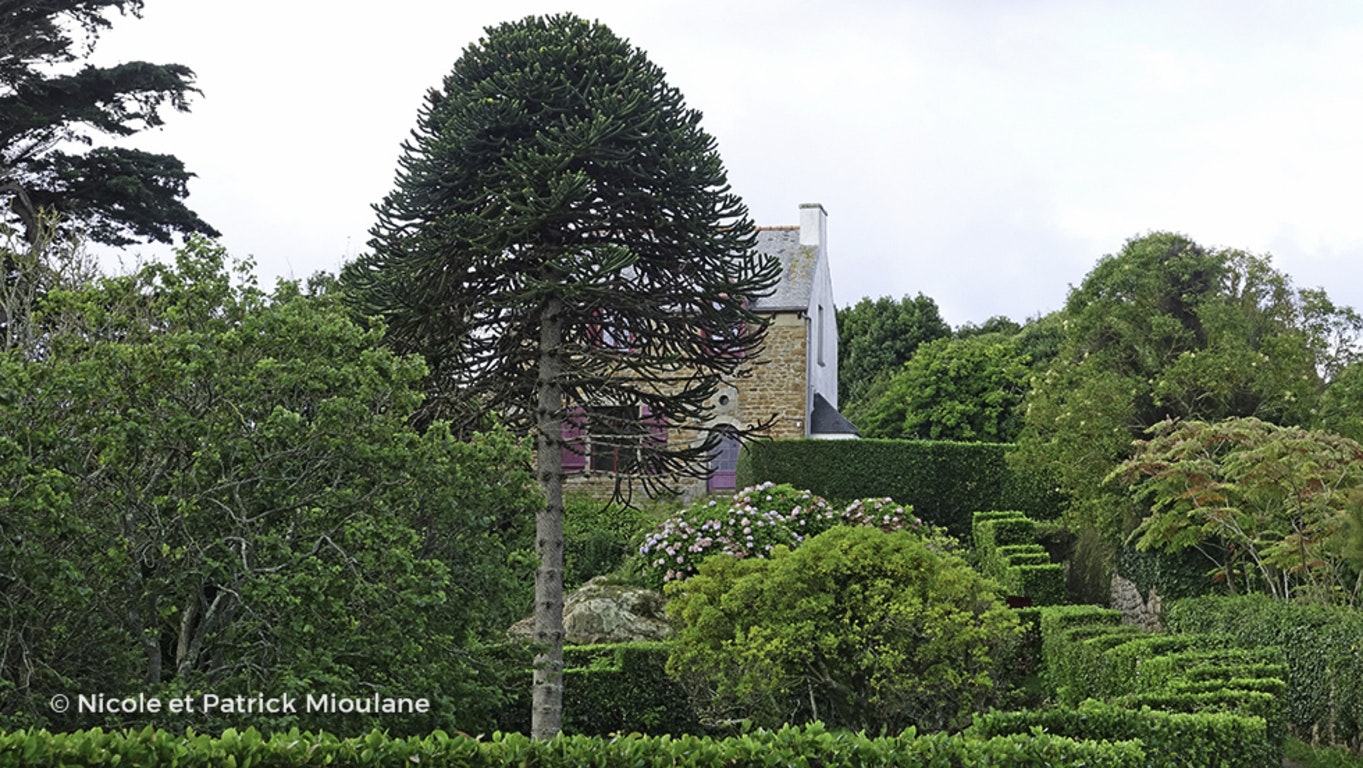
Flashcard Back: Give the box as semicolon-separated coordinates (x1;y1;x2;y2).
531;296;566;740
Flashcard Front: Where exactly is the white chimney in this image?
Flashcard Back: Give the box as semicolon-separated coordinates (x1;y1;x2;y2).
799;202;827;248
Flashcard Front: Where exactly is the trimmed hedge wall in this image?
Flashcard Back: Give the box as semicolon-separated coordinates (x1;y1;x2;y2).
737;439;1061;536
972;511;1065;605
0;724;1152;767
1034;605;1287;765
498;642;696;736
563;643;697;736
1166;594;1363;751
972;702;1275;768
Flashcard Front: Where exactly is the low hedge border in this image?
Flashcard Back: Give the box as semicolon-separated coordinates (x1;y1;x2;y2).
0;723;1151;767
971;702;1274;768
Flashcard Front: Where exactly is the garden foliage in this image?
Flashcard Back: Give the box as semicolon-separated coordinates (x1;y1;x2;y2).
972;703;1275;768
1111;417;1363;604
0;723;1153;767
561;494;659;588
1167;594;1363;751
0;241;541;733
665;525;1021;732
1034;604;1287;765
638;483;953;583
737;440;1061;536
972;511;1065;605
497;643;697;736
853;333;1031;442
1014;232;1360;550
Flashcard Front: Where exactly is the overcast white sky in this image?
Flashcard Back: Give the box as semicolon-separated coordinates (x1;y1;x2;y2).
91;0;1363;328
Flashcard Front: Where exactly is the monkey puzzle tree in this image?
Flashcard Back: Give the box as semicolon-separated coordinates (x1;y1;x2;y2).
344;14;779;738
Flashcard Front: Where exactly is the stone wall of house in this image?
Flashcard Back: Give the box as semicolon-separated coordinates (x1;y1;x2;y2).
736;313;809;440
561;310;811;500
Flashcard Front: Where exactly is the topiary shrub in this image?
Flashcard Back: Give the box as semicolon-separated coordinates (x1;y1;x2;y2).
665;525;1021;733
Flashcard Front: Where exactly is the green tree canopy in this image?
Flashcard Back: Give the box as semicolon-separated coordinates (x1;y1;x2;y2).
852;333;1031;442
0;0;216;246
0;240;541;734
836;293;951;412
1014;231;1361;545
344;14;779;738
956;314;1022;339
1112;417;1363;605
666;525;1020;733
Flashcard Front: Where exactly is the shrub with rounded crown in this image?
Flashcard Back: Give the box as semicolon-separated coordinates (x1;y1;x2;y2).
665;524;1020;732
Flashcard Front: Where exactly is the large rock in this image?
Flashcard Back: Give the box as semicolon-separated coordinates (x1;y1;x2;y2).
510;576;671;645
1110;572;1163;632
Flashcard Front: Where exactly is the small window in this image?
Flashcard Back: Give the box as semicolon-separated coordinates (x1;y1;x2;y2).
817;304;826;366
569;404;667;474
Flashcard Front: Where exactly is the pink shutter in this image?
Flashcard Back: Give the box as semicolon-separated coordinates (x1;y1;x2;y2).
561;407;587;473
641;405;667;474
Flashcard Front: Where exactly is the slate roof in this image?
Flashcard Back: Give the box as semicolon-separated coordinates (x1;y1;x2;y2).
811;393;859;436
749;226;817;312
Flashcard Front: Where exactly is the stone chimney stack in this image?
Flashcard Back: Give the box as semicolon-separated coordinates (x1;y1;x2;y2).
799;202;827;249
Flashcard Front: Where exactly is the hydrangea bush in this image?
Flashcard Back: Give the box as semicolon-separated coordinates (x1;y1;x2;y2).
640;482;950;582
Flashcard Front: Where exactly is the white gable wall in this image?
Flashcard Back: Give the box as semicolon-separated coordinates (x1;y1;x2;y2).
800;203;839;434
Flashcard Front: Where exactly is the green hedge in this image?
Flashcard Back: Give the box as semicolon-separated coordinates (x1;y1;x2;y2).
1006;563;1066;606
499;642;696;736
563;643;697;736
1095;635;1232;701
1130;648;1286;695
1114;544;1216;602
972;512;1064;605
1166;594;1363;751
1034;605;1286;765
1111;690;1284;756
0;724;1152;767
1044;624;1148;706
737;439;1061;536
971;702;1275;768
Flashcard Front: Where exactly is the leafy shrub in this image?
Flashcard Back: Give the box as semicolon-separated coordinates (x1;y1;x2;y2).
0;723;1152;767
562;493;660;587
638;483;952;583
665;525;1021;732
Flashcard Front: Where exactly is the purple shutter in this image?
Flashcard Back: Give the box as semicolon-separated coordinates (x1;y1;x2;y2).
641;405;667;474
561;407;587;472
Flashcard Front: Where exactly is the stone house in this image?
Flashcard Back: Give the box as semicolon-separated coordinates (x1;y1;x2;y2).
563;202;856;498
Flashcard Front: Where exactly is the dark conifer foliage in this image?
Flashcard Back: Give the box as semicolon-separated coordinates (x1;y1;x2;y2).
346;14;779;738
350;13;778;481
0;0;216;245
